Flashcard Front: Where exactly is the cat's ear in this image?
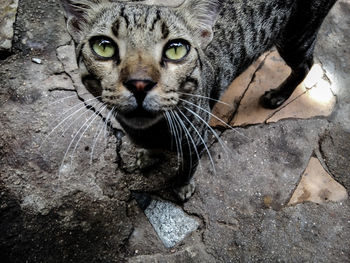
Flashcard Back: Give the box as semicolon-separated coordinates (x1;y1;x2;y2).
60;0;100;42
178;0;221;48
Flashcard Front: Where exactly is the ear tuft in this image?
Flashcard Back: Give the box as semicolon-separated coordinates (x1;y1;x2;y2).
60;0;101;42
178;0;221;48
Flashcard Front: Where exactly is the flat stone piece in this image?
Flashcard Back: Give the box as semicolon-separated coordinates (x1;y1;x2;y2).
0;0;18;52
143;198;199;248
288;157;348;205
230;50;293;126
211;51;336;128
267;64;336;123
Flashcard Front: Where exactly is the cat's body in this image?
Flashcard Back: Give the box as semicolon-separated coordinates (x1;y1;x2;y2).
61;0;337;200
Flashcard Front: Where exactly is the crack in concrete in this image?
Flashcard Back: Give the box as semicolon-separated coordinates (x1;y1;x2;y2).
49;87;76;92
212;51;275;146
264;88;310;123
226;51;273;126
318;59;338;100
265;59;337;123
317;127;333;176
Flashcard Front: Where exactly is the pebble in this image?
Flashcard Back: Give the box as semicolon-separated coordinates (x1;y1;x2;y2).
32;58;42;64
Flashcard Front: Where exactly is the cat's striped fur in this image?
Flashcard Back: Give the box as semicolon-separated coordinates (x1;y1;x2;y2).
61;0;337;200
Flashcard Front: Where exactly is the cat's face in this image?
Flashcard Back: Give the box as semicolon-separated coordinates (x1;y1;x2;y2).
62;0;219;133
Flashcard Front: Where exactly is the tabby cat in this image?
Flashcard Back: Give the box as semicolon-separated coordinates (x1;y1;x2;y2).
61;0;337;200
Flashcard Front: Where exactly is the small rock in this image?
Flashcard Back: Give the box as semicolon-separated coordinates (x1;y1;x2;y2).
134;193;199;248
32;58;42;64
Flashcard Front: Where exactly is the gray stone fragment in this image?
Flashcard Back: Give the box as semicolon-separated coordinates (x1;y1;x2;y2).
142;197;199;248
320;126;350;191
0;0;18;52
31;57;42;64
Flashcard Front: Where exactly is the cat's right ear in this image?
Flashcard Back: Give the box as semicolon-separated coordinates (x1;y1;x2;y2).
60;0;97;42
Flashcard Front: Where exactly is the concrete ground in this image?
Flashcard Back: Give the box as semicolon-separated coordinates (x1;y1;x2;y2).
0;0;349;262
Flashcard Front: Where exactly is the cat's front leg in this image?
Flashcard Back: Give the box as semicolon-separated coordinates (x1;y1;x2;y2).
172;149;202;201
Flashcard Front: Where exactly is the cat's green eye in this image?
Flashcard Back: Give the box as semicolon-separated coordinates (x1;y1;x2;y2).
163;40;190;62
91;38;116;59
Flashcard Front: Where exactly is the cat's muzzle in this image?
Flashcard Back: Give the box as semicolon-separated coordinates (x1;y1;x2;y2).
116;79;163;130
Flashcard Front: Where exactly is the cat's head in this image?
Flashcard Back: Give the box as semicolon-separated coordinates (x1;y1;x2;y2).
61;0;220;139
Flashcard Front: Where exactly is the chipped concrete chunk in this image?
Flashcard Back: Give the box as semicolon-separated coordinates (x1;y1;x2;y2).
0;0;19;52
134;193;199;248
288;157;348;205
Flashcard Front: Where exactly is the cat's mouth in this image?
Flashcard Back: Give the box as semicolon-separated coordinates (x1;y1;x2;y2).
116;108;163;130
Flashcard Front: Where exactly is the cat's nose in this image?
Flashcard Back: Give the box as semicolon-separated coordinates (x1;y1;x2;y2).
123;79;157;105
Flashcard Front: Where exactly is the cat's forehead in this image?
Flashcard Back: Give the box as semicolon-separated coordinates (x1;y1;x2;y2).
111;0;185;8
90;3;189;44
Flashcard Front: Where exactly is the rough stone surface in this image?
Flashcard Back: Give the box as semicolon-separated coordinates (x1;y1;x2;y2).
0;0;18;54
0;0;350;262
320;126;350;192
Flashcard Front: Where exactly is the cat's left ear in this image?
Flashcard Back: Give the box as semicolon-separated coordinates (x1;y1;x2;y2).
177;0;221;48
60;0;100;42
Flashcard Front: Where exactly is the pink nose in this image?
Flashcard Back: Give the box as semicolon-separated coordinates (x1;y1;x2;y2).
124;79;156;93
123;79;157;105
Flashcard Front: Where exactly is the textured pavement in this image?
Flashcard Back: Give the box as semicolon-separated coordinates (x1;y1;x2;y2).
0;0;349;262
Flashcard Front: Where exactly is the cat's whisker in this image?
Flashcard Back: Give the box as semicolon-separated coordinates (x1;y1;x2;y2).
70;104;107;164
40;98;101;149
179;98;248;139
177;108;216;175
169;110;184;169
90;106;115;165
165;111;181;166
90;116;107;165
172;111;203;178
183;106;232;160
61;96;102;116
178;91;232;107
60;100;103;137
59;106;104;178
163;112;174;149
49;92;89;106
103;106;115;146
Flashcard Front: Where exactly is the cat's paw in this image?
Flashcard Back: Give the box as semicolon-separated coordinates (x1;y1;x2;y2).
173;179;196;202
260;89;288;109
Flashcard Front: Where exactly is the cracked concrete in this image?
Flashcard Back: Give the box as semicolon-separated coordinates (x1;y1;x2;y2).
0;0;350;262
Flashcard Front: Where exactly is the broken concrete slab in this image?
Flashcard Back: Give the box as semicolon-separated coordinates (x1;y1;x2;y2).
210;51;336;129
0;0;18;54
134;193;199;248
288;157;348;205
267;65;336;123
183;120;350;262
